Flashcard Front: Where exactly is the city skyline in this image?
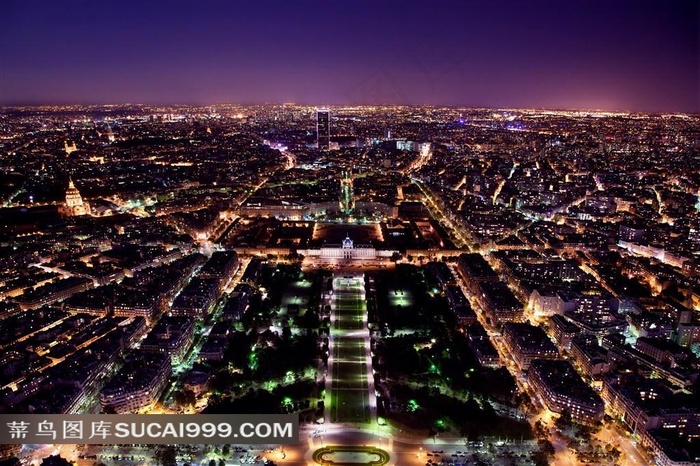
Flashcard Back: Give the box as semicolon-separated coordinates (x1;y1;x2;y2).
1;1;700;465
1;0;698;113
1;101;699;466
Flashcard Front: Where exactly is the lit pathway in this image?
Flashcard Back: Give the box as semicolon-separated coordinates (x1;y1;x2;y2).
326;273;377;425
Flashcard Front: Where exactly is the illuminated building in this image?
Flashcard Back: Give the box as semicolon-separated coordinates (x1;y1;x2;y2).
445;285;477;325
676;323;700;347
113;293;158;322
198;250;240;292
477;282;525;325
60;178;90;217
64;140;77;154
339;170;355;215
16;277;93;310
569;334;610;377
502;322;559;371
549;314;580;351
140;316;196;365
240;199;306;219
642;429;700;466
527;359;604;423
466;324;500;368
602;374;700;440
635;337;688;368
170;278;221;319
99;352;171;414
457;253;498;292
319;234;376;260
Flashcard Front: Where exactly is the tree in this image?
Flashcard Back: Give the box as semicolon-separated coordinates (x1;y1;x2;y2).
173;389;196;407
537;439;555;458
533;420;546;438
531;452;550;466
555;408;572;431
154;445;178;466
575;424;593;441
529;439;556;466
40;456;72;466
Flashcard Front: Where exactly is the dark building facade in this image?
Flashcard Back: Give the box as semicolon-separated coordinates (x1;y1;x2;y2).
317;108;330;149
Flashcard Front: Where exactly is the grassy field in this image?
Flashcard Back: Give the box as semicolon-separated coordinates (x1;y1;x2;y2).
330;276;371;423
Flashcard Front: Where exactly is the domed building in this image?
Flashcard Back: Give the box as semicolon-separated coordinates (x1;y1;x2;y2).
60;178;90;216
319;233;376;259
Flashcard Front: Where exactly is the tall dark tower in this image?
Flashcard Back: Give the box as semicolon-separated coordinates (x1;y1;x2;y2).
317;108;330;150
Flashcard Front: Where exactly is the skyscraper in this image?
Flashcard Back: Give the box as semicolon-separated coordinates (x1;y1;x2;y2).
316;108;330;149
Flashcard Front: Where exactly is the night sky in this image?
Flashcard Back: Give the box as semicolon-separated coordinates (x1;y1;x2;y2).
1;0;698;113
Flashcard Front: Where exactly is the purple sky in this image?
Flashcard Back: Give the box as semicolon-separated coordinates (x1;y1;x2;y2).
1;0;698;112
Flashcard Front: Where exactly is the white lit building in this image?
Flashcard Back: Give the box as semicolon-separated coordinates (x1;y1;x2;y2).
99;352;171;414
319;235;376;260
